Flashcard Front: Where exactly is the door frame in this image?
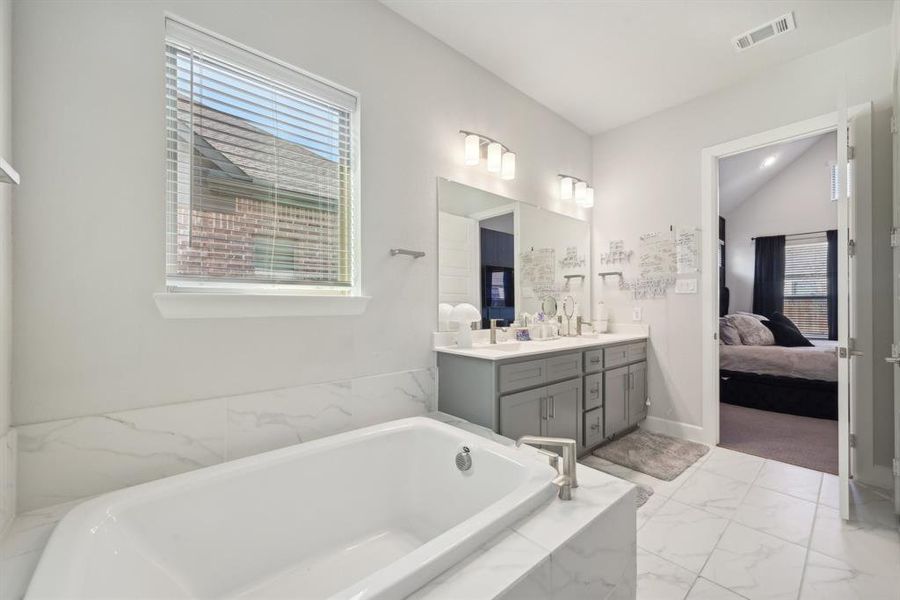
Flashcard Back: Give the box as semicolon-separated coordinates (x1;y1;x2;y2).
700;105;872;491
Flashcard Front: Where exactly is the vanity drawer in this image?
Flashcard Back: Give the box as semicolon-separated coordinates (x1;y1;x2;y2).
545;352;581;382
499;359;546;393
584;372;603;410
604;345;630;369
584;349;603;373
626;343;647;363
583;408;604;449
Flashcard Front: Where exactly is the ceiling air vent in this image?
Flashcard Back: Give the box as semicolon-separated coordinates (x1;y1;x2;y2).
732;12;796;52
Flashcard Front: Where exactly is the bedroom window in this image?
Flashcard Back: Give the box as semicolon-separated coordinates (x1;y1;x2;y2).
783;233;828;338
165;19;360;295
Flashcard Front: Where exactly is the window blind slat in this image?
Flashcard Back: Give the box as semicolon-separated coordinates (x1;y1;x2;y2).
783;234;828;338
165;23;357;291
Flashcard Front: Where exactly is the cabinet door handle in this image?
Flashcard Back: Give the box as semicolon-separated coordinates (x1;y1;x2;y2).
548;395;555;418
590;356;601;364
590;421;600;432
540;397;547;420
591;385;600;397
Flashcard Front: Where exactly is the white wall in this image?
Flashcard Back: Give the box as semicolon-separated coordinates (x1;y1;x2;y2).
724;133;838;314
592;27;895;477
11;0;592;426
0;0;14;529
0;0;11;438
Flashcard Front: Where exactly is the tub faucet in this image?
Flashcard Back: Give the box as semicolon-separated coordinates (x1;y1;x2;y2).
516;436;578;500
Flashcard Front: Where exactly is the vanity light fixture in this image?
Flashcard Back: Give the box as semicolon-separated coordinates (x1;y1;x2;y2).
558;174;593;208
574;181;587;202
582;187;595;208
464;134;481;166
501;151;516;180
486;142;502;173
459;130;516;180
559;177;573;200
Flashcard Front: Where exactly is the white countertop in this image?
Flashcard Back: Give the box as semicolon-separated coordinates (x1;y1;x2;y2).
434;332;647;361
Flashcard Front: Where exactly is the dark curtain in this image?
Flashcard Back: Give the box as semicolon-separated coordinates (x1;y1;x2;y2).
752;235;786;317
827;229;838;340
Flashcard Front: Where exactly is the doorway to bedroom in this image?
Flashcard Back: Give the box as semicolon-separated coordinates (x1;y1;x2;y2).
717;131;840;475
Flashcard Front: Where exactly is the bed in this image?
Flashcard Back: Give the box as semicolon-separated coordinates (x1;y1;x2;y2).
719;341;838;420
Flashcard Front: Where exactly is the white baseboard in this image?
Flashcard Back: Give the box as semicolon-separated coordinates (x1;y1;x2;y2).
854;463;893;490
641;416;708;445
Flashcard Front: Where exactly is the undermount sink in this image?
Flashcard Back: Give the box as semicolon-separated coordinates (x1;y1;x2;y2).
478;342;521;352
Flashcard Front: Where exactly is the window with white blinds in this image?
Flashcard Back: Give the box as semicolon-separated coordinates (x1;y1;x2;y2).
165;20;359;294
783;233;828;338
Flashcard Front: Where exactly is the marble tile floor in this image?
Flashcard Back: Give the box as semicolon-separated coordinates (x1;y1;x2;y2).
585;445;900;600
2;443;897;600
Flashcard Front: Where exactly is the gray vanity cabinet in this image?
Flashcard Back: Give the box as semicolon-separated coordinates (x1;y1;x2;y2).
436;337;648;457
584;372;603;411
628;362;648;425
498;378;581;441
604;366;630;437
499;387;544;442
544;379;580;440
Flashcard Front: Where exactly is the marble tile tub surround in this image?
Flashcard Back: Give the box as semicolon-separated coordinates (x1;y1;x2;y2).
0;428;16;535
594;444;900;600
2;412;637;600
17;368;435;512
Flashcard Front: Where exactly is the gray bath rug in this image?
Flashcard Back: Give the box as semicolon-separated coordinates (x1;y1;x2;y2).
579;455;654;507
593;430;709;481
634;485;654;508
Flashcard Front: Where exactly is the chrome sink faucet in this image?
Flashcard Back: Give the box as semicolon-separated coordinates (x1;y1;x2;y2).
516;435;578;500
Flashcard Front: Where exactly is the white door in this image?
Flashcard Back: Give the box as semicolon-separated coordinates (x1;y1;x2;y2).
837;107;862;520
438;211;480;307
889;62;900;516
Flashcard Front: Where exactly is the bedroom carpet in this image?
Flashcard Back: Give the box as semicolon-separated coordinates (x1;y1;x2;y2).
719;402;838;474
592;430;709;481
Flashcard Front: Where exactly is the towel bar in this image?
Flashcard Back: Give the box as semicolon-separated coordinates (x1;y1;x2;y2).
390;248;425;258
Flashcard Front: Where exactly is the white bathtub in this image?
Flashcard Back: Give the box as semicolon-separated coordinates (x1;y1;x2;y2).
26;417;557;599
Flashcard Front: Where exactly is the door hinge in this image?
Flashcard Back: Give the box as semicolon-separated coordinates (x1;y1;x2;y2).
892;116;898;135
849;433;857;448
838;346;848;358
848;239;856;257
847;145;855;160
892;228;900;248
893;458;900;478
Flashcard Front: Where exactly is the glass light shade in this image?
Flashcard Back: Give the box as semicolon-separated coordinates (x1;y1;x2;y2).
578;187;594;208
486;142;502;172
464;134;481;166
560;177;573;200
500;151;516;180
574;181;587;201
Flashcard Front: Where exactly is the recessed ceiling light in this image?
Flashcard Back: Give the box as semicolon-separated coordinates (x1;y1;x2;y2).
762;155;777;168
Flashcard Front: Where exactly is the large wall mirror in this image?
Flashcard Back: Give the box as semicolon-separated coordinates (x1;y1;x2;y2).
437;178;591;332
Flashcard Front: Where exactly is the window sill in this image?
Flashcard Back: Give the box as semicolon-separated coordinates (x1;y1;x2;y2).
153;292;371;319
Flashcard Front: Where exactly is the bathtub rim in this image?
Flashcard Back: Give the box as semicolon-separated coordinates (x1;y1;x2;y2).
25;416;558;600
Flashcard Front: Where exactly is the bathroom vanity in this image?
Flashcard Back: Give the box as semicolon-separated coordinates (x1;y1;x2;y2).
436;334;648;456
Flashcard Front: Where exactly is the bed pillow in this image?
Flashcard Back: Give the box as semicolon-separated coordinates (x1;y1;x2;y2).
728;314;775;346
719;318;742;345
762;319;813;347
764;313;814;347
769;312;803;334
734;311;769;321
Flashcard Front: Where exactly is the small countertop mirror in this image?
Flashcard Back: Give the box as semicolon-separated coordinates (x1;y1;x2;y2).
541;295;558;318
562;295;576;319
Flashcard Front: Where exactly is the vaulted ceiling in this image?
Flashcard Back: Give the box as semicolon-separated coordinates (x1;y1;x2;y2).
383;1;892;134
718;132;833;214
